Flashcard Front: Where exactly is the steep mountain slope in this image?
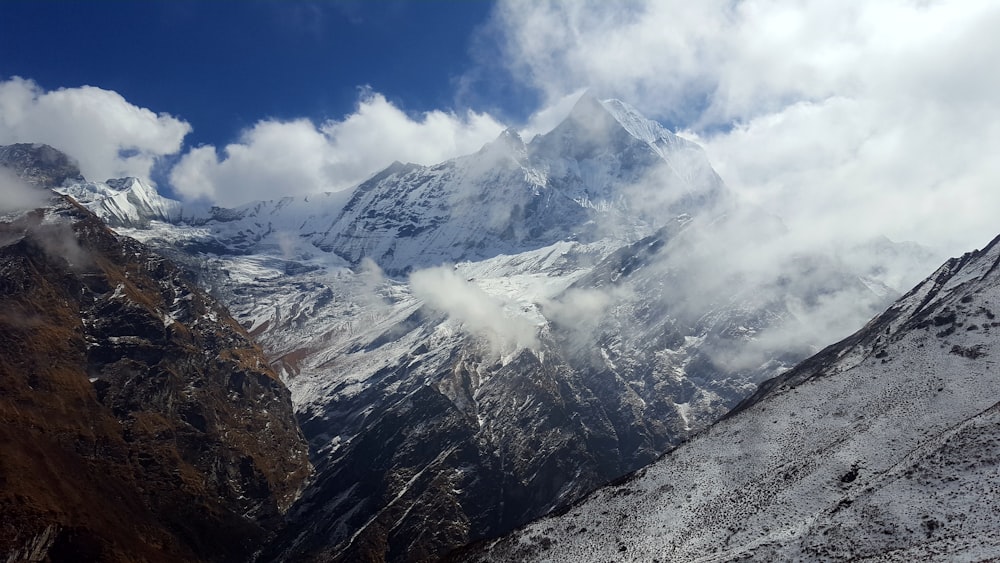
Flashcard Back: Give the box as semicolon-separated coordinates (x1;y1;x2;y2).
256;212;899;563
58;176;186;228
0;143;84;188
46;96;931;561
0;152;310;562
466;233;1000;562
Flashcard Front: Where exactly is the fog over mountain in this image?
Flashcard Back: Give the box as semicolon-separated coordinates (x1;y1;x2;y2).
1;2;997;561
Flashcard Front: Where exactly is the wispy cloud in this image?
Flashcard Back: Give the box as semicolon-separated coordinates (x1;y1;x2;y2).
410;265;539;354
0;167;46;213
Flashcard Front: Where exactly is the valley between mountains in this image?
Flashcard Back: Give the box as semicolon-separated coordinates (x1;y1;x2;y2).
3;93;991;563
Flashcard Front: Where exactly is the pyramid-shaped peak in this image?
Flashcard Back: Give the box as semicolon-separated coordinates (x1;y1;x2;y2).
559;90;619;129
599;98;674;145
106;176;145;191
532;92;681;160
480;127;527;157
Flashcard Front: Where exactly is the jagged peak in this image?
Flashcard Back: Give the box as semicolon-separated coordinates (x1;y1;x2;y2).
498;127;524;144
105;176;145;191
532;91;684;160
477;127;528;162
598;98;673;145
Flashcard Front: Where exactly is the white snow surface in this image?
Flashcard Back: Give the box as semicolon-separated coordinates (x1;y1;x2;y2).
57;177;186;227
471;235;1000;562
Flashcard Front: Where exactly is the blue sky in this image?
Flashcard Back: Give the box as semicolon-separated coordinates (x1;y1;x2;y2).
1;1;999;255
0;1;522;148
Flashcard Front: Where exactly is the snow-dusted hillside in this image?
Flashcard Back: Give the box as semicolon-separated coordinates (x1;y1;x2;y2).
467;233;1000;562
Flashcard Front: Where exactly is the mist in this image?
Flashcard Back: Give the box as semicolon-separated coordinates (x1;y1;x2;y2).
539;195;931;380
410;265;540;354
32;221;92;271
0;168;46;214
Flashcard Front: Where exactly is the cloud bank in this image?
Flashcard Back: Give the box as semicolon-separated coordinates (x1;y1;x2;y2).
0;79;504;209
0;77;191;184
490;0;1000;255
170;91;505;207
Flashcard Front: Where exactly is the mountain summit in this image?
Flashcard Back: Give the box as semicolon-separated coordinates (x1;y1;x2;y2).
315;92;726;275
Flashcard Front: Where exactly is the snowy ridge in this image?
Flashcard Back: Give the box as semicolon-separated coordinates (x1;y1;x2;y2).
599;98;689;160
56;177;184;227
468;234;1000;562
312;91;728;275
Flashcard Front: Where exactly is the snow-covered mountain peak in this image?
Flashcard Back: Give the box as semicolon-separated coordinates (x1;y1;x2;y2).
480;127;528;161
530;91;638;158
57;176;184;228
301;95;730;274
104;175;144;192
599;98;670;144
531;92;692;160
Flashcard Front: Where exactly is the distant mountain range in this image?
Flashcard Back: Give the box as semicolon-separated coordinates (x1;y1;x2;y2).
0;92;960;562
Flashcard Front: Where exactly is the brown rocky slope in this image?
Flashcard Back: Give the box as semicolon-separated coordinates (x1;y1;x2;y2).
0;154;310;562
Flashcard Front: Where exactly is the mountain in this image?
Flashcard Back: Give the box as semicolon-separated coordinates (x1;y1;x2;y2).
38;95;934;561
0;143;84;188
465;233;1000;562
57;176;186;228
316;92;726;275
0;148;311;562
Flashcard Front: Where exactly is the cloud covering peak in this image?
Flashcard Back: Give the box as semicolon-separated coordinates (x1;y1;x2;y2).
489;0;1000;255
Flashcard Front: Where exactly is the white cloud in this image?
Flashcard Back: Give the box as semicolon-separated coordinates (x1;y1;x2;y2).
518;89;589;140
0;167;46;213
410;265;539;353
0;77;191;183
170;91;505;207
491;0;1000;255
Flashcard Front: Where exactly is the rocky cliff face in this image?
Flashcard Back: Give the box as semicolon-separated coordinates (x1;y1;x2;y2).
465;233;1000;562
0;151;310;562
